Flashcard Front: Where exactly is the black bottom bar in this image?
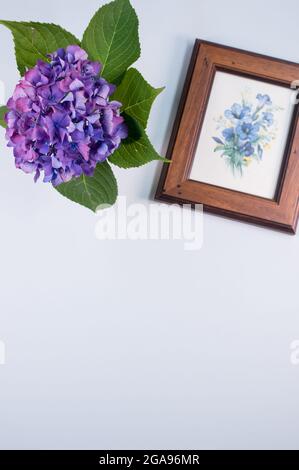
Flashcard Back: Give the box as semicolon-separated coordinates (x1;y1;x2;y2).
0;450;298;467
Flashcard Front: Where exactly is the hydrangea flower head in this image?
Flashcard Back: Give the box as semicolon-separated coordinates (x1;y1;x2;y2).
5;45;128;186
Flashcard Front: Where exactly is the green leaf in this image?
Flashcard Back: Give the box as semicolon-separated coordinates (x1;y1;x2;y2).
109;115;168;168
55;161;118;212
82;0;140;84
113;68;164;129
213;145;224;152
0;106;8;128
0;21;80;75
222;150;234;157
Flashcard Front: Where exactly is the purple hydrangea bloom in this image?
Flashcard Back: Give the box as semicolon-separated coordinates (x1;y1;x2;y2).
5;45;128;186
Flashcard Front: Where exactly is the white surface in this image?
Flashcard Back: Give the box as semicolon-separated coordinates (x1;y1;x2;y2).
190;71;295;199
0;0;299;451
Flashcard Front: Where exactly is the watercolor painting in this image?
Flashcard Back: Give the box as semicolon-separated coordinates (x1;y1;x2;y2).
212;93;283;175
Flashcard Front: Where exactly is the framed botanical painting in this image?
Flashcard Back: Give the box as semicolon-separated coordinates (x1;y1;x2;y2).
156;40;299;233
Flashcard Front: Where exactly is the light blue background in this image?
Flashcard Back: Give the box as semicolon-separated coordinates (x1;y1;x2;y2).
0;0;298;450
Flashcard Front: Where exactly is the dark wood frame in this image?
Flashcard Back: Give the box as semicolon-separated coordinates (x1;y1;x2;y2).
155;40;299;233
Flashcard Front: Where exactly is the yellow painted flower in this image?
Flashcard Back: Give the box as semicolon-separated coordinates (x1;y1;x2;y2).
243;157;252;165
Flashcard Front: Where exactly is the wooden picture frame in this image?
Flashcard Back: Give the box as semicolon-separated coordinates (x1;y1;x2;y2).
155;40;299;233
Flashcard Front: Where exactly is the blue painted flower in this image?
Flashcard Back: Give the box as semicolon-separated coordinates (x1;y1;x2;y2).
212;91;280;175
222;127;235;141
262;112;274;126
256;94;272;107
238;141;254;157
236;122;260;142
224;103;251;120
